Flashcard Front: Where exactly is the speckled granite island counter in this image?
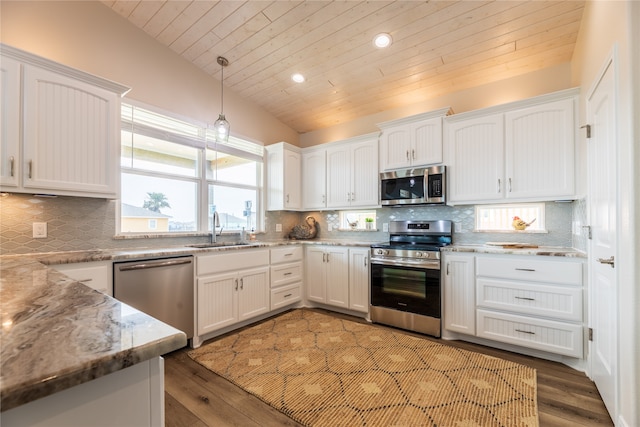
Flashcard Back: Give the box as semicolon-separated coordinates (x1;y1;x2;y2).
0;257;187;425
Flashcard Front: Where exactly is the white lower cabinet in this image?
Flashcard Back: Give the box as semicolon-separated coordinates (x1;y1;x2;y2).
305;245;369;313
52;261;112;296
348;248;370;313
196;250;270;336
270;246;303;310
443;252;585;358
305;246;349;308
442;253;475;335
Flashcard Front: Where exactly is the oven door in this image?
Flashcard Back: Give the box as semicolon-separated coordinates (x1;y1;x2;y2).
370;260;441;318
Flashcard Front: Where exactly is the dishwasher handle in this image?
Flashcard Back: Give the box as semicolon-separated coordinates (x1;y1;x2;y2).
117;258;192;272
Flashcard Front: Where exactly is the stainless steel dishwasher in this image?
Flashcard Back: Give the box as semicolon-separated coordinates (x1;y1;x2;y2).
114;256;194;339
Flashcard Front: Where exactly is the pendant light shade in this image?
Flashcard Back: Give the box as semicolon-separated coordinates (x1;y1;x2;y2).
214;56;230;142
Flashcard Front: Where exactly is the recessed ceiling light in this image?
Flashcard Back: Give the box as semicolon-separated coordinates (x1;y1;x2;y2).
291;73;305;83
373;33;392;49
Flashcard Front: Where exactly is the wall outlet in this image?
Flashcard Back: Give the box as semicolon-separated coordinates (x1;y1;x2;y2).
382;223;389;232
328;224;333;232
33;222;47;238
454;222;462;233
275;223;282;232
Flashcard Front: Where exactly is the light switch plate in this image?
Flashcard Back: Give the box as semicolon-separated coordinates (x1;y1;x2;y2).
33;222;47;238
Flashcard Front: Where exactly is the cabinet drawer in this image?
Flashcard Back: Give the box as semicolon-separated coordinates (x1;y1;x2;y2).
271;262;303;288
197;249;269;276
271;283;302;310
477;278;582;321
270;246;303;264
476;257;582;285
476;309;583;358
52;262;112;295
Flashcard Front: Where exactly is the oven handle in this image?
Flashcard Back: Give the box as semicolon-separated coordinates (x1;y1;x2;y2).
370;257;440;270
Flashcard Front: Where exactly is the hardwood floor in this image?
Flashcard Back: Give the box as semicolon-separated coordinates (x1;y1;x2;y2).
164;309;612;427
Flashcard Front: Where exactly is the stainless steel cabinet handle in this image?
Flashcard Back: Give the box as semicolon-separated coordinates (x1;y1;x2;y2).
412;149;415;160
78;278;93;283
240;278;244;290
364;257;368;267
406;150;409;161
508;178;512;192
284;293;292;298
284;253;293;257
515;329;535;335
446;263;450;275
9;156;14;177
497;178;501;193
235;278;238;290
118;258;192;271
28;160;32;179
515;296;535;301
286;194;289;203
597;256;615;268
322;194;325;204
515;268;535;272
326;253;330;263
284;272;292;276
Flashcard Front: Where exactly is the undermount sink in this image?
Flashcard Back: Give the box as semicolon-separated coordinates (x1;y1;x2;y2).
187;242;251;248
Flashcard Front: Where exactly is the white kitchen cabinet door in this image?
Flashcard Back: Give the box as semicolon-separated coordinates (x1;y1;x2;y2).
237;266;270;321
348;248;370;313
446;113;504;203
325;247;349;308
302;148;326;209
379;125;412;170
326;145;351;208
197;272;239;335
0;55;20;188
505;98;575;199
443;253;475;335
22;65;121;197
412;116;444;166
305;247;327;303
266;142;301;211
326;136;378;209
350;139;379;207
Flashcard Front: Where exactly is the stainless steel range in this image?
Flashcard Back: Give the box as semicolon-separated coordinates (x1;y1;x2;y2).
370;220;452;337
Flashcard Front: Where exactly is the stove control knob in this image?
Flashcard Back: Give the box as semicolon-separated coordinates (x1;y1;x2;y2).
376;249;386;255
416;252;423;258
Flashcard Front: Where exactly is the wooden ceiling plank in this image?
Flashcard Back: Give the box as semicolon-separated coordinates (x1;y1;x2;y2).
140;1;191;38
156;1;217;47
169;1;245;55
127;1;166;29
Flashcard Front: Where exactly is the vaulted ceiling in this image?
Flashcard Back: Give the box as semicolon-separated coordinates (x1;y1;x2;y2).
101;1;585;134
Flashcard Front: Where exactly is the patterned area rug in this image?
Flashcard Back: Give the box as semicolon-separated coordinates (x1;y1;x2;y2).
188;309;538;427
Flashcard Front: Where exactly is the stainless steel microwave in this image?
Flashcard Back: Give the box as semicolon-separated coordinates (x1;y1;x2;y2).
380;165;446;206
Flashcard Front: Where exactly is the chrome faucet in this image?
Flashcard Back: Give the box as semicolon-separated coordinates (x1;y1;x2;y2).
210;211;222;243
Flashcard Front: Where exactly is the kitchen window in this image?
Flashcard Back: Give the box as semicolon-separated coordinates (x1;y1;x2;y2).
475;203;545;232
119;103;263;235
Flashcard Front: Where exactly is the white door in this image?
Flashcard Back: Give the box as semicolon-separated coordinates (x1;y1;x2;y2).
587;56;618;421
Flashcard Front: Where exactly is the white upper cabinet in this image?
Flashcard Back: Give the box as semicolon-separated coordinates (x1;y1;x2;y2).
505;98;575;199
326;134;378;209
446;113;505;203
0;55;20;188
378;107;451;171
445;89;578;205
266;142;301;211
302;148;326;209
0;44;129;198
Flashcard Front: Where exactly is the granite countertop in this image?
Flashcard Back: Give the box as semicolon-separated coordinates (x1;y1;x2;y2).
0;257;187;412
443;243;586;258
0;239;378;410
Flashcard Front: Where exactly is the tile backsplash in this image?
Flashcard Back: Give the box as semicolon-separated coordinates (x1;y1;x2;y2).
1;193;584;255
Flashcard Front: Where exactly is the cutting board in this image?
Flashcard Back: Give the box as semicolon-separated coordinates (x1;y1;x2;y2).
485;242;539;249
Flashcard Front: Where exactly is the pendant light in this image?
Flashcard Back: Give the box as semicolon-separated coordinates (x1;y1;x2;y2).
214;56;230;143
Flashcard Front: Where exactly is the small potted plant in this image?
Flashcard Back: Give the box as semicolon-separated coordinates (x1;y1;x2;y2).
365;217;374;230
